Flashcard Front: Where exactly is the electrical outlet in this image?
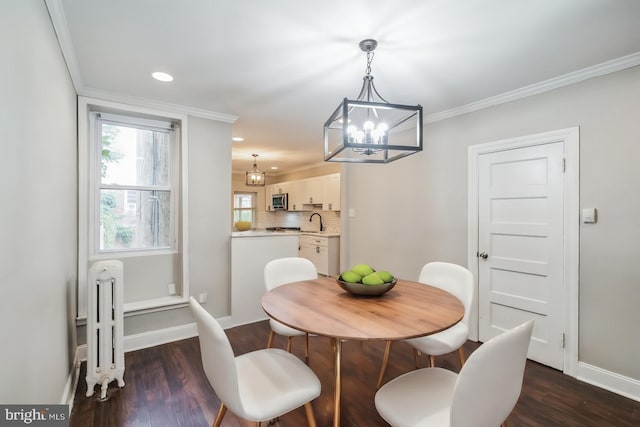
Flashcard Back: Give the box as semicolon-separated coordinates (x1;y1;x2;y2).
199;293;208;303
168;283;176;295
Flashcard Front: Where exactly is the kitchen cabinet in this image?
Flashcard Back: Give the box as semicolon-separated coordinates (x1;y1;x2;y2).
265;173;341;212
288;180;310;211
301;176;324;205
323;173;340;211
299;234;340;277
265;184;275;211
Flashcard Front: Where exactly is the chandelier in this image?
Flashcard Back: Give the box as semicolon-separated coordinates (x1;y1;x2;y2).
324;39;423;163
245;154;265;186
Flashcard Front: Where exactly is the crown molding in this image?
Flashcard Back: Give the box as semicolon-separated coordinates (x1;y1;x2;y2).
45;0;83;92
79;87;238;123
425;51;640;123
45;0;237;123
46;0;638;127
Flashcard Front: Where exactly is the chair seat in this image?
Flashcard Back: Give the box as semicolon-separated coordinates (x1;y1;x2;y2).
375;367;457;427
405;322;469;356
236;348;321;421
269;318;306;337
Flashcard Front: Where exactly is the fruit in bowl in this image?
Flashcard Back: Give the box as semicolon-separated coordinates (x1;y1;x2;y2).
337;264;396;296
234;221;251;231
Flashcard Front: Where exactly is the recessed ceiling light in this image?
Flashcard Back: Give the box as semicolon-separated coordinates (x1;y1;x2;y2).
232;137;245;142
271;166;279;170
152;72;174;82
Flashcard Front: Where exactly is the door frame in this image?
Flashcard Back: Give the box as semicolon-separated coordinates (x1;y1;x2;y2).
467;127;579;376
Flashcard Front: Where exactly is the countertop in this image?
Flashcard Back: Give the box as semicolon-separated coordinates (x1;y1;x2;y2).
231;230;340;238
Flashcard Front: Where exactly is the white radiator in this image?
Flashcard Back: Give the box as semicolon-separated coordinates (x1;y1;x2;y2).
86;260;125;399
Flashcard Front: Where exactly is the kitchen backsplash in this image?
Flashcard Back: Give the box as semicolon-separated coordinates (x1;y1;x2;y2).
256;209;341;234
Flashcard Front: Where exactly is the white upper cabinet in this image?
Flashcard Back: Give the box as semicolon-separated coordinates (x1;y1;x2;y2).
301;176;324;205
265;173;341;212
323;173;341;211
265;184;275;211
287;180;307;211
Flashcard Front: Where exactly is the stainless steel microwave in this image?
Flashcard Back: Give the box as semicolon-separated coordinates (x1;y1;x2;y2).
272;193;288;210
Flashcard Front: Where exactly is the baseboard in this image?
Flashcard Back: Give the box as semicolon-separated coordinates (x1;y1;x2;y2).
75;315;234;362
123;322;199;353
577;362;640;403
60;346;83;414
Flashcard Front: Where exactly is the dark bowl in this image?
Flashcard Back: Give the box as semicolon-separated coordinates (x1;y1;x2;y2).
336;277;397;296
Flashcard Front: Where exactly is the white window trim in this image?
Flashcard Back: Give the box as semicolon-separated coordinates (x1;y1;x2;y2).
78;96;190;320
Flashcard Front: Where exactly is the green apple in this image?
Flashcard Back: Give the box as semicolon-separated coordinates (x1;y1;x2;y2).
362;272;384;285
340;271;362;283
376;271;394;283
352;264;375;277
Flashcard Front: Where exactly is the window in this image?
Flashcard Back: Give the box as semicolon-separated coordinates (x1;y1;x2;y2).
234;192;256;223
94;112;177;254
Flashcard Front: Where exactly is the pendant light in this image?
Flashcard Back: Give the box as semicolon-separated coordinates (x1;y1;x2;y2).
245;154;265;186
324;39;423;163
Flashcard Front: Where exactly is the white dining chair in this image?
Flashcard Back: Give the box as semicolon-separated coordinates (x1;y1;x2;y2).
189;297;321;427
264;257;317;361
375;320;534;427
377;262;474;388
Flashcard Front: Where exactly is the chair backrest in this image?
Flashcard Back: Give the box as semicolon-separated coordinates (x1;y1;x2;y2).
450;320;534;427
418;262;474;325
189;297;244;416
264;257;318;291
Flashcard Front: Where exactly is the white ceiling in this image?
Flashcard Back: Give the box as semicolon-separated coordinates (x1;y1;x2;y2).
51;0;640;174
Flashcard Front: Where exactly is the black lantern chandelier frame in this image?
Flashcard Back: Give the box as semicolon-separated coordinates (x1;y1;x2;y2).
245;153;265;186
324;39;423;163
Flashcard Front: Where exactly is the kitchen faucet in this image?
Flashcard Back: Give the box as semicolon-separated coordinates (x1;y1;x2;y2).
309;212;324;232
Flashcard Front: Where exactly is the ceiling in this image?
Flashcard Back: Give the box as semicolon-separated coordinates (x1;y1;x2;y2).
51;0;640;175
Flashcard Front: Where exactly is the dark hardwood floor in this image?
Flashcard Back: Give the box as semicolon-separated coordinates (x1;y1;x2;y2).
71;320;640;426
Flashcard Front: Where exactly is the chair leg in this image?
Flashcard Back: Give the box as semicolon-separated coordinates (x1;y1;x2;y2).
413;348;420;369
377;341;392;389
304;401;317;427
267;330;275;348
287;336;292;352
458;347;466;367
429;355;436;367
212;403;227;427
305;333;309;363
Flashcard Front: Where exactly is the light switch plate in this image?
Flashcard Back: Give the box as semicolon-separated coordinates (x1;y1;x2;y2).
582;208;597;223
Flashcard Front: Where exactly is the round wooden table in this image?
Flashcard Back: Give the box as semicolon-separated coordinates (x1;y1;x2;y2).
261;277;464;427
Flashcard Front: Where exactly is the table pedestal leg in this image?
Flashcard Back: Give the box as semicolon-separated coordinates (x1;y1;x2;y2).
333;338;342;427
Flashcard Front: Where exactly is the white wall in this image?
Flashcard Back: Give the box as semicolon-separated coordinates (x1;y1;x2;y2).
186;117;232;317
344;65;640;382
0;0;78;403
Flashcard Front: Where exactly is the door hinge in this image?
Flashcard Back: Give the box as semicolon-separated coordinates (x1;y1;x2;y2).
562;158;566;173
562;333;566;348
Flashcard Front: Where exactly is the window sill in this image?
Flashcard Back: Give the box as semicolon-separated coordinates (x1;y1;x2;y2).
89;248;178;261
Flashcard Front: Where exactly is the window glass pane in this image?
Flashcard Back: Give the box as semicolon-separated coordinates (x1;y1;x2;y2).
234;193;254;208
234;209;253;222
233;193;255;225
101;123;170;186
100;189;171;251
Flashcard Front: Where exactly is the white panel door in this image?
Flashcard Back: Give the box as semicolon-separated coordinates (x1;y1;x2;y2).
478;141;564;370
